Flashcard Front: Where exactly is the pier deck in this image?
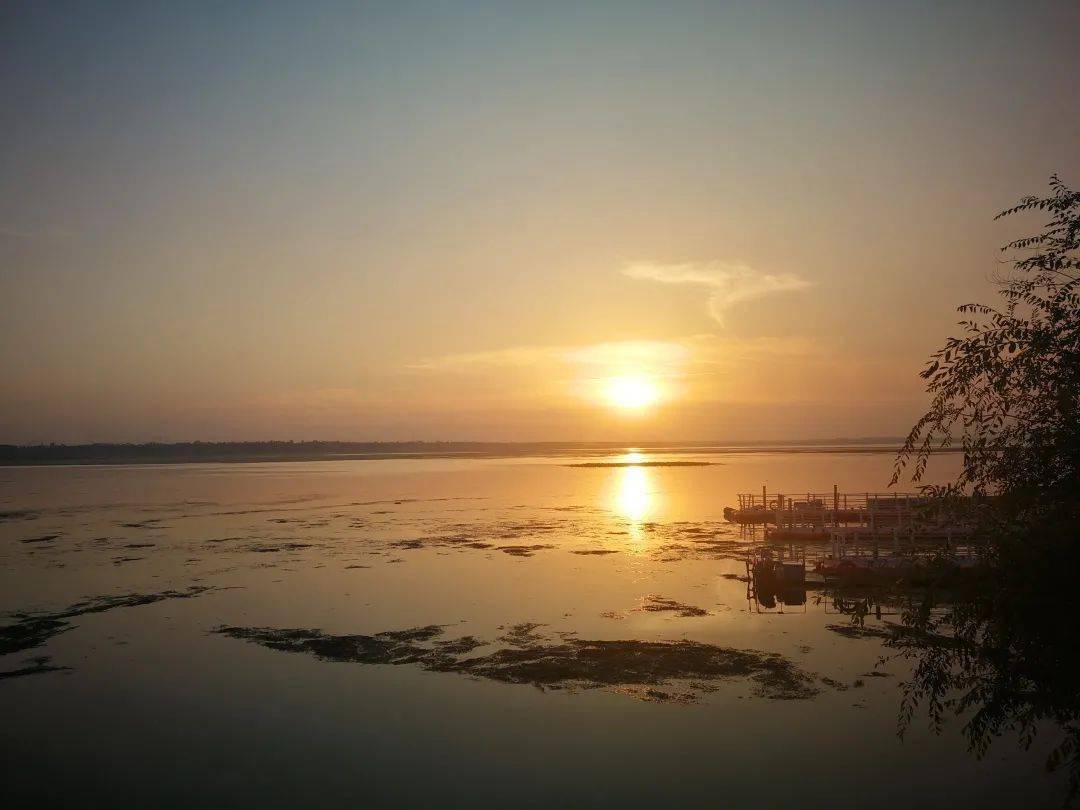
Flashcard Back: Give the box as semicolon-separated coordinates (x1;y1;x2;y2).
726;485;973;546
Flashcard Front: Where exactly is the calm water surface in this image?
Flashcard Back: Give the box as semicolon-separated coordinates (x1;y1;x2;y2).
0;450;1060;808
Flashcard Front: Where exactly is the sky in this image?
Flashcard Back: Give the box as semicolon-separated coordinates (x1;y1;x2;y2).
2;1;1078;443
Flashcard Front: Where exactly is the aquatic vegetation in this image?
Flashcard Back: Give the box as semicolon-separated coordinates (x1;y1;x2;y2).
245;542;314;553
637;595;710;617
0;509;41;522
827;624;894;640
0;587;217;658
0;656;69;680
0;617;71;656
20;534;59;544
215;623;820;703
496;544;555;557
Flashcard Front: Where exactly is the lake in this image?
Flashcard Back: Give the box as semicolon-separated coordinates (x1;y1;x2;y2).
0;448;1063;808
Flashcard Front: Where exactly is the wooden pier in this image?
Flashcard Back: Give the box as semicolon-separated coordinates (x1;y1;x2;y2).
726;484;973;547
734;485;979;603
729;486;929;528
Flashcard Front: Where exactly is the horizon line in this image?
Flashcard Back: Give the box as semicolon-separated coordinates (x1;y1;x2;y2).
1;436;908;449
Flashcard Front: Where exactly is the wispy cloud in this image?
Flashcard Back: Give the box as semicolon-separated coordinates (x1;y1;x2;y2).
0;225;75;241
406;345;564;371
622;261;813;325
408;340;693;375
409;336;820;378
403;334;838;408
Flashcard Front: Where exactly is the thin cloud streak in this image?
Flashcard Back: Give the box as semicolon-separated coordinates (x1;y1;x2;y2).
623;261;814;325
408;340;694;374
408;335;820;375
0;224;75;241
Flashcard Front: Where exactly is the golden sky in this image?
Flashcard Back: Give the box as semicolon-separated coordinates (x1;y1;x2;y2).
2;2;1078;442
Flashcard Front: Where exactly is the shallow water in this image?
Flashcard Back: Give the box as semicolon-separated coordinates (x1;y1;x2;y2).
0;450;1062;808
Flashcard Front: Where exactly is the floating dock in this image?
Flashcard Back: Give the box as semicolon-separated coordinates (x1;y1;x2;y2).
734;485;979;608
729;485;975;555
725;486;930;529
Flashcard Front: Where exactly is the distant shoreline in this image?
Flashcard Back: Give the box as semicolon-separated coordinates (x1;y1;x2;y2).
565;461;714;468
0;438;955;467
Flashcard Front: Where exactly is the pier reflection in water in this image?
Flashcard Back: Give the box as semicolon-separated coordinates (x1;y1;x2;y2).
745;536;1080;806
883;550;1080;805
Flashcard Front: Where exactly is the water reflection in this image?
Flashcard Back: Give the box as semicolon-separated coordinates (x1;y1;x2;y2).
882;557;1080;805
610;454;656;548
4;453;1065;807
216;622;820;702
614;466;652;523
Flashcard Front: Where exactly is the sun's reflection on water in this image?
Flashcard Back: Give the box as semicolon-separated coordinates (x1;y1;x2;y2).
611;453;656;549
615;466;652;523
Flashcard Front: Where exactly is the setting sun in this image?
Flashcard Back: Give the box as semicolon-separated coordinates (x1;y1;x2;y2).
604;376;660;410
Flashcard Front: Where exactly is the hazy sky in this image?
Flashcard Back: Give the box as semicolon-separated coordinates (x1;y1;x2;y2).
2;1;1078;443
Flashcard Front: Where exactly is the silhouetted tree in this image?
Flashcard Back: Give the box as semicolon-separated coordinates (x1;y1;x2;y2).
893;175;1079;517
885;176;1080;805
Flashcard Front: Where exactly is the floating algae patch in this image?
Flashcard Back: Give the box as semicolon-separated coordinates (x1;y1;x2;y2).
826;623;896;640
215;624;820;703
20;534;59;544
433;636;487;655
497;622;546;646
381;533;495;553
0;617;71;656
0;586;217;657
0;656;70;680
570;549;619;556
497;544;555;557
0;509;41;522
246;542;314;553
215;624;451;667
637;595;710;618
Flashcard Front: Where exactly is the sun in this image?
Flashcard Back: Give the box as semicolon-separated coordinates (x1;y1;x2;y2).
605;375;660;410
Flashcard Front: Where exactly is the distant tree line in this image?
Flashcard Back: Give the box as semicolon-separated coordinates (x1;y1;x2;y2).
0;437;909;465
0;440;536;464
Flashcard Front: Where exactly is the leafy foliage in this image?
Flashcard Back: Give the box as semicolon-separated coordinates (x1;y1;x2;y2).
892;175;1080;513
885;176;1080;805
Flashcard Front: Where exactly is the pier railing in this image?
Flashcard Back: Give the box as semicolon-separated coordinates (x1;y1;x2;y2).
731;486;980;550
736;490;926;512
